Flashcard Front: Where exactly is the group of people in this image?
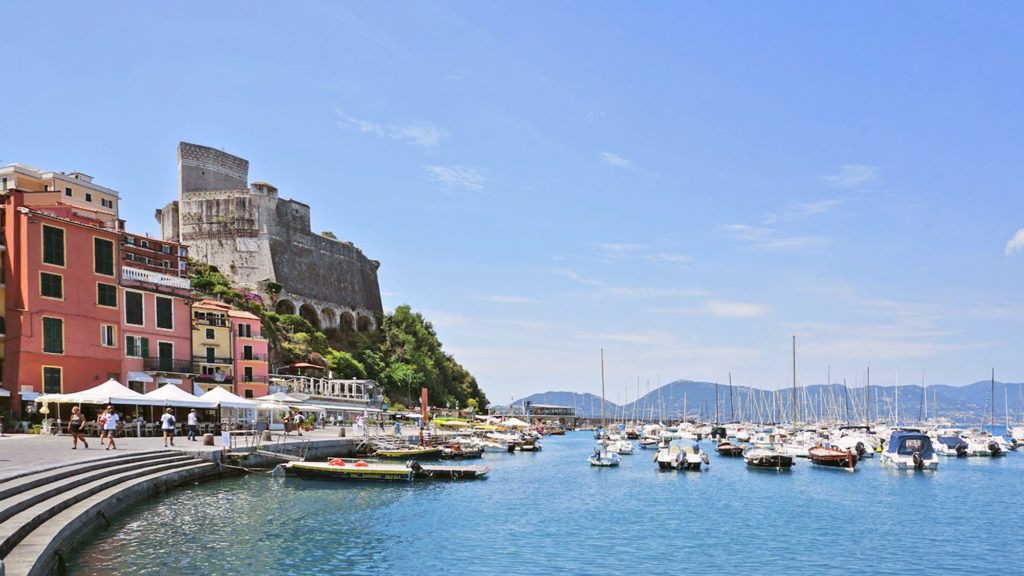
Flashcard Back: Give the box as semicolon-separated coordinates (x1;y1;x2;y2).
65;406;203;449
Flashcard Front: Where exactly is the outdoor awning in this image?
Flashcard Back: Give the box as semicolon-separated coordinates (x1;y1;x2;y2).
143;384;217;408
157;377;183;385
127;371;154;383
0;388;10;398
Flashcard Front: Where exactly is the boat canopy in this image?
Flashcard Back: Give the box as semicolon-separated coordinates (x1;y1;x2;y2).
885;431;935;458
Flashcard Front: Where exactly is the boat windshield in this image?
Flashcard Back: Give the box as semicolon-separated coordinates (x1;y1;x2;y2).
897;437;928;455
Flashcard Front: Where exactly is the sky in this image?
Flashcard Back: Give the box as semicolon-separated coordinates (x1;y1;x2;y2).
5;3;1024;405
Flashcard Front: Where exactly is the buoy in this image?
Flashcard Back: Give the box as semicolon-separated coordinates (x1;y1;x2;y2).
329;458;345;467
355;460;369;467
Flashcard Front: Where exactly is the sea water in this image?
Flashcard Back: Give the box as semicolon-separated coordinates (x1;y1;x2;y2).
67;431;1024;575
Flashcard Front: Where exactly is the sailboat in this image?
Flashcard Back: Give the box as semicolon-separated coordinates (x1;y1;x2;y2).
589;349;621;467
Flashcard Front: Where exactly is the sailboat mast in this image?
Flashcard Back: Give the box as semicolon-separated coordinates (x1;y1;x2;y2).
729;373;736;422
992;368;996;433
866;366;871;427
792;335;797;433
600;349;606;434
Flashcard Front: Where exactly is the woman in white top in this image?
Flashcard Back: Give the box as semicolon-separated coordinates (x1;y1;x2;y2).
160;407;176;447
102;406;120;450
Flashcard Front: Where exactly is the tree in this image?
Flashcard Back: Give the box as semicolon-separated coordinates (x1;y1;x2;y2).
322;231;337;239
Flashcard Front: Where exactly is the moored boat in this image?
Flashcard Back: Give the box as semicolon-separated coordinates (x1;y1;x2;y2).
282;458;488;482
880;430;938;470
588;449;622;467
808;444;858;469
715;441;745;457
743;446;794;470
375;446;444;460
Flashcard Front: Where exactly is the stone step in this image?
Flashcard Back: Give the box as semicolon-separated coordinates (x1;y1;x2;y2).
0;451;181;503
0;455;195;527
0;456;206;559
2;461;217;576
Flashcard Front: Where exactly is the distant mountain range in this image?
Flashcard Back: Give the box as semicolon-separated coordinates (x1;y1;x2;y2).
503;379;1024;426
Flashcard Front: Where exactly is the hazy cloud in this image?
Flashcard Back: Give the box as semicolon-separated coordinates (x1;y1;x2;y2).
704;300;769;319
824;164;880;188
475;295;540;304
424;164;486;194
1005;229;1024;255
600;152;632;169
720;224;826;250
335;109;446;147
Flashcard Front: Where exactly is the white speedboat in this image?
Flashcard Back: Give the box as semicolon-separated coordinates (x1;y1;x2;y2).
588;449;622;467
655;441;709;470
880;431;938;470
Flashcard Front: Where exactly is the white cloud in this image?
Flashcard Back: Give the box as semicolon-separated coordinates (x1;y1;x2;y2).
824;164;880;188
600;152;632;169
720;224;826;250
704;300;769;319
424;164;485;194
475;295;540;304
1005;229;1024;256
334;109;446;147
644;252;693;264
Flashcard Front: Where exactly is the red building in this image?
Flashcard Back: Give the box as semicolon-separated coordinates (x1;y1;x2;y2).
229;308;269;398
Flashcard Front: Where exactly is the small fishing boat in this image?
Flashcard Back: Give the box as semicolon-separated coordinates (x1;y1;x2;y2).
715;441;745;457
808;445;858;469
282;458;488;482
743;446;794;470
375;446;444;460
880;431;938;470
638;437;660;450
604;439;635;454
588;449;622;467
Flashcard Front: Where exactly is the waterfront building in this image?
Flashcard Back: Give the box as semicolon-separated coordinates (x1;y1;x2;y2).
228;308;269;399
0;183;123;415
190;299;235;394
120;231;194;394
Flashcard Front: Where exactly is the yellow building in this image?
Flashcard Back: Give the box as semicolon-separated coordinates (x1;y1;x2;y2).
0;164;119;225
191;300;234;393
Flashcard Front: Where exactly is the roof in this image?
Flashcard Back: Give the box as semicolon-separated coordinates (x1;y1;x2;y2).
193;299;234;311
227;309;260;320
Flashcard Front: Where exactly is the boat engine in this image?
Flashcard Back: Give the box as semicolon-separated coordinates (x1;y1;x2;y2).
955;443;968;457
988;441;1002;457
407;459;424;474
855;442;866;458
912;451;924;469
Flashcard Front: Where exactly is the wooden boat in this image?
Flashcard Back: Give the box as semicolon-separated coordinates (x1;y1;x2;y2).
282;458;488;482
375;446;444;460
743;446;794;469
715;441;745;457
808;445;858;469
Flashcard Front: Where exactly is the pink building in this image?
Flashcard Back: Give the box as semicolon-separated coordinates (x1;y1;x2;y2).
120;232;193;393
229;309;269;399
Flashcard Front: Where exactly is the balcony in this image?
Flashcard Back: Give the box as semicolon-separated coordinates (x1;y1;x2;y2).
122;266;191;290
194;356;233;365
239;353;269;362
142;357;193;373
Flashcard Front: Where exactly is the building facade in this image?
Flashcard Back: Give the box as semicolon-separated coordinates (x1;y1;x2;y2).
229;308;269;399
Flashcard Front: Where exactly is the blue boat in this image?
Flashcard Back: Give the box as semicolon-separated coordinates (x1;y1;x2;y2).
880;430;939;470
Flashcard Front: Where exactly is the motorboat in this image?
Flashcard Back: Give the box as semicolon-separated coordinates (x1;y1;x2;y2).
282;458;488;482
655;441;709;470
743;446;794;470
375;446;444;460
715;441;745;457
588;449;622;467
880;431;938;470
934;436;968;457
603;439;635;455
808;444;858;469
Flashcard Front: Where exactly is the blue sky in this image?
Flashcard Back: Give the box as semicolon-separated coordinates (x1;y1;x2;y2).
6;3;1024;405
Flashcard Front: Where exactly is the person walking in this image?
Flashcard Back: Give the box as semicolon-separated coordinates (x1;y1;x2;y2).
67;406;89;449
160;407;176;447
102;405;120;450
187;409;199;442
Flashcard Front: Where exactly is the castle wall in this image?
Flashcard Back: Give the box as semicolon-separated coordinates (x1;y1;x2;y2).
178;142;248;192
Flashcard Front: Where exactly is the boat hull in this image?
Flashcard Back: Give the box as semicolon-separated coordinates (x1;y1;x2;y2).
376;447;444;460
808;447;858;469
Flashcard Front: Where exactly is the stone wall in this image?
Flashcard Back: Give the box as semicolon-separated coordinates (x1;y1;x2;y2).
178;142;248;192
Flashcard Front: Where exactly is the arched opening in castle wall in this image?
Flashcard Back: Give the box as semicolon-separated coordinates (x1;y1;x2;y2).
299;303;320;330
340;311;356;331
320;308;337;330
357;314;375;332
276;300;296;315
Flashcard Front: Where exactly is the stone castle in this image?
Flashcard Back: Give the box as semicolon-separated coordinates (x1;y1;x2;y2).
156;142;382;331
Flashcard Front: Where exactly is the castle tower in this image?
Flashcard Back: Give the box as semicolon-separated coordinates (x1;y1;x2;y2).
156;142;383;332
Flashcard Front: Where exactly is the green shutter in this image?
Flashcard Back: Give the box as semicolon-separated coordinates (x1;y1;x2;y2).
126;335;136;357
140;337;149;358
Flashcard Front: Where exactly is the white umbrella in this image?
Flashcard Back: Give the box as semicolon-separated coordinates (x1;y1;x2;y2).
198;386;258;408
144;385;218;408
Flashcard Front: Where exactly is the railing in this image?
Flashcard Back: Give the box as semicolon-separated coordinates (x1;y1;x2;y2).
194;317;228;327
121;266;191;290
142;357;192;373
194;356;233;365
270;375;379;404
239;353;269;362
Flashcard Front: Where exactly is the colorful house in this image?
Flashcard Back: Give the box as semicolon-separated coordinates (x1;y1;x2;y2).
229;309;269;399
190;299;235;394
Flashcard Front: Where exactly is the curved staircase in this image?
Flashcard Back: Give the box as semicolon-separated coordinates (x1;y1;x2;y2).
0;450;218;576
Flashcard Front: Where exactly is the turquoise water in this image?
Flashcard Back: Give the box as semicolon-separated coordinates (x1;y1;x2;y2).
68;431;1024;575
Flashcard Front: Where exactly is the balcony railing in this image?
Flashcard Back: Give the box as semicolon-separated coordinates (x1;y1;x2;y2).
142;358;195;373
239;353;269;362
122;266;191;290
194;356;233;365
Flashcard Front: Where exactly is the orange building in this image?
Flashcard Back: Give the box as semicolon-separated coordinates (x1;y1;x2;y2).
1;187;123;414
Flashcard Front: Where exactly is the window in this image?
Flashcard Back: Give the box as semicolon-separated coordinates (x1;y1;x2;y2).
40;272;63;299
101;325;116;347
140;240;148;249
244;366;253;382
161;245;171;254
85;192;92;202
205;328;215;340
162;261;171;269
243;345;253;360
101;198;113;209
64;187;72;197
244;389;254;398
178;261;186;271
178;247;187;257
42;317;63;354
43;367;62;394
126;237;135;245
206;347;215;363
97;283;117;307
42;225;65;266
1;177;6;191
125;291;143;325
94;238;114;276
238;323;251;338
125;335;149;358
156;296;173;330
158;342;174;371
